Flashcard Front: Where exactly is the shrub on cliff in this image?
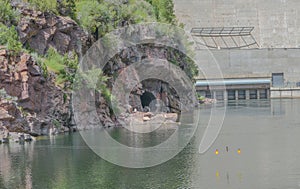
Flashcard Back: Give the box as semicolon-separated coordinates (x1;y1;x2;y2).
76;0;156;40
73;68;113;105
42;47;78;86
0;0;20;26
57;0;76;19
0;24;22;55
26;0;58;14
26;0;76;19
145;0;176;24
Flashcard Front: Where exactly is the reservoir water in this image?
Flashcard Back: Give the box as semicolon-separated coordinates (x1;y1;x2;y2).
1;99;300;189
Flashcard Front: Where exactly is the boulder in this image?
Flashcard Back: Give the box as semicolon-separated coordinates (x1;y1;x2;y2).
24;134;32;141
142;116;151;121
164;113;178;122
143;112;154;118
0;107;14;121
1;130;10;143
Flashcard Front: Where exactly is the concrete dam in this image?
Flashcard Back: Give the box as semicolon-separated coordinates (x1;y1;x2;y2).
174;0;300;99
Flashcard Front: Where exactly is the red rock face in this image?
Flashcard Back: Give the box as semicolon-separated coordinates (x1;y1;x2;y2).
0;49;72;135
15;5;89;56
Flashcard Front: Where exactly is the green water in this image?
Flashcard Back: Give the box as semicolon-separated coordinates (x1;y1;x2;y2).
1;99;300;189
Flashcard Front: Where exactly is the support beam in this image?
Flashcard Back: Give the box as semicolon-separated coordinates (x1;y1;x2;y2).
246;90;250;100
224;90;228;101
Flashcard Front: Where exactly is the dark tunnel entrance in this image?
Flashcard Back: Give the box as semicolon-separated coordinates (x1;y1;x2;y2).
140;91;156;109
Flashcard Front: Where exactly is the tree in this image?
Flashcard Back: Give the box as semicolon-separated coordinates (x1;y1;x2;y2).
76;0;115;40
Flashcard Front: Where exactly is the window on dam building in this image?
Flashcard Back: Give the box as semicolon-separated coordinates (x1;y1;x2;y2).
272;73;284;87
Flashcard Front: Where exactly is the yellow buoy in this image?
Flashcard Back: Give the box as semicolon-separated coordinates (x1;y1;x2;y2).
237;148;241;154
215;149;219;155
216;171;220;181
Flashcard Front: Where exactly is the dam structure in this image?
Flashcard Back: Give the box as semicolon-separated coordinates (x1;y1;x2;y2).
174;0;300;100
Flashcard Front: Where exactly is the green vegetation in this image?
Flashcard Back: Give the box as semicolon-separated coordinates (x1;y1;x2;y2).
0;0;20;26
44;48;66;74
52;119;61;128
26;0;58;14
145;0;176;24
0;89;29;117
57;0;76;19
0;89;17;102
0;24;22;55
75;68;112;101
31;48;78;86
197;93;205;101
35;47;79;87
30;52;49;78
25;0;76;19
17;106;29;117
75;0;156;39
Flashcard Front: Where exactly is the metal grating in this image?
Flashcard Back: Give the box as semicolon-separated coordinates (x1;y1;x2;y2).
191;27;259;49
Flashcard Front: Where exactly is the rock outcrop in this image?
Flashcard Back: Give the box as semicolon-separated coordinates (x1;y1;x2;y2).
102;45;194;117
74;46;195;129
14;3;89;56
0;48;73;135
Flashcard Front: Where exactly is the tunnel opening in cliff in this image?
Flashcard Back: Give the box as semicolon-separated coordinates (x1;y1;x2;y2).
140;91;156;110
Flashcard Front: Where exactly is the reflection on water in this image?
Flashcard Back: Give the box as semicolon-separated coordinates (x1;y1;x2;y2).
1;99;300;189
0;142;34;189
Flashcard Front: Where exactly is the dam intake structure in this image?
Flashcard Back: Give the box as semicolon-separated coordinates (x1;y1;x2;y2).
173;0;300;100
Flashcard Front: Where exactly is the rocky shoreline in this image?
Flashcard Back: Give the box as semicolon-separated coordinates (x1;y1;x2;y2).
0;127;33;144
0;110;179;145
119;111;178;125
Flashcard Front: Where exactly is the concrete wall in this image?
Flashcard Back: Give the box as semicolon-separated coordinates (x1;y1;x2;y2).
271;88;300;98
196;48;300;84
174;0;300;48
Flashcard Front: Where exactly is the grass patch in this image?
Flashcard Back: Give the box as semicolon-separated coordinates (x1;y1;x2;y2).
44;47;66;74
44;59;65;74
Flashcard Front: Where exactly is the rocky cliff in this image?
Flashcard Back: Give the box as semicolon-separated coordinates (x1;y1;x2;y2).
14;3;90;56
1;3;89;136
0;48;72;135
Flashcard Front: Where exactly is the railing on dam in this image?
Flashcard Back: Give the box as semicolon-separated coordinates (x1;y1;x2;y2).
282;82;300;88
270;81;300;98
191;27;259;49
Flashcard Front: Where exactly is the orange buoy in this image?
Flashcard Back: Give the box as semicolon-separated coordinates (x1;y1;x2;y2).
237;148;241;154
